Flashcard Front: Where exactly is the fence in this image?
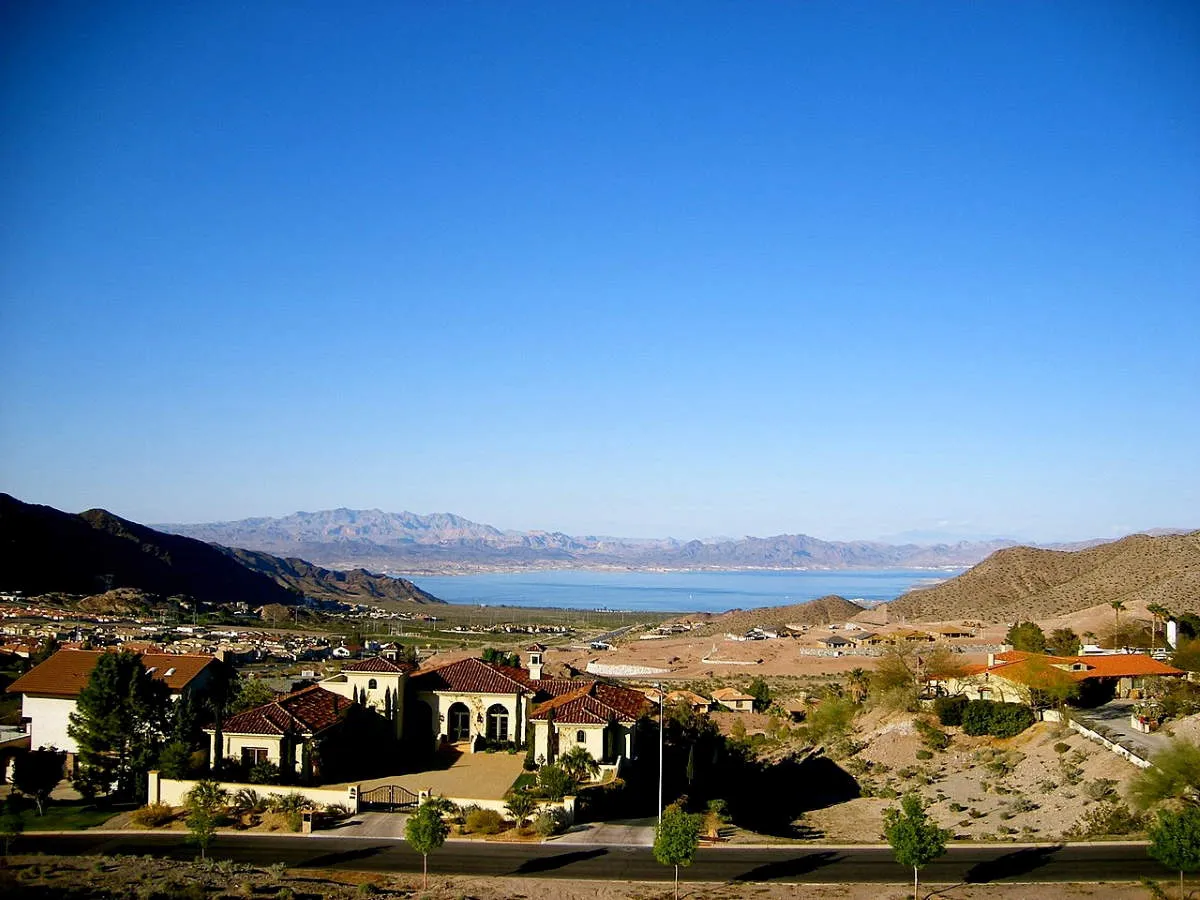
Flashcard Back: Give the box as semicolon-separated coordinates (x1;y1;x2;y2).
147;771;360;811
1040;710;1151;769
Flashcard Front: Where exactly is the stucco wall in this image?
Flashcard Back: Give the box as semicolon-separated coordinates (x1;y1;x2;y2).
417;691;524;748
22;695;78;754
148;771;358;810
212;732;286;767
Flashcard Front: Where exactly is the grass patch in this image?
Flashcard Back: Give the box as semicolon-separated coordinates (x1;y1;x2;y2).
22;801;125;831
509;772;537;793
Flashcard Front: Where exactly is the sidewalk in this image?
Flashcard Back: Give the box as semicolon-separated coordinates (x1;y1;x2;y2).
550;817;656;846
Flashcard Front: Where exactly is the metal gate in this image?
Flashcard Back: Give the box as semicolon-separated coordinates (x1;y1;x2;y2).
359;783;419;812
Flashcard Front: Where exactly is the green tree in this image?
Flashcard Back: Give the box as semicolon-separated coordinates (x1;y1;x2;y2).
1005;622;1046;653
1148;805;1200;899
537;763;575;801
12;748;65;815
228;677;276;715
1110;600;1127;627
1046;628;1082;657
747;676;772;712
30;638;60;666
184;780;228;860
1130;740;1200;809
559;746;600;785
883;793;949;900
405;800;449;889
653;802;702;900
1148;604;1171;649
1172;638;1200;673
67;651;170;800
504;790;537;829
846;668;870;704
0;795;24;858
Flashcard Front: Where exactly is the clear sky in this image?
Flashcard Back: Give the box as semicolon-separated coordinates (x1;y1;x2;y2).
2;2;1197;544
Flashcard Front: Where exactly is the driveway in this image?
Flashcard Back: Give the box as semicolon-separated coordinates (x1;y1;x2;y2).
551;816;656;846
1072;699;1170;759
357;748;526;802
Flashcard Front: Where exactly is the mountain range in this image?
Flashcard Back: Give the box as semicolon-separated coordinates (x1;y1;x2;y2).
0;494;443;607
156;507;1033;573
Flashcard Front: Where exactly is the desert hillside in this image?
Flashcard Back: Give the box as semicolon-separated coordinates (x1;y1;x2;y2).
687;594;865;636
887;530;1200;623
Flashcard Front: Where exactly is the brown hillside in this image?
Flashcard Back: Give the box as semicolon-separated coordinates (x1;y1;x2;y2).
687;594;865;637
888;530;1200;623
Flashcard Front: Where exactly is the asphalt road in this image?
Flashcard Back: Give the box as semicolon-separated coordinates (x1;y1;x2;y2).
14;833;1168;885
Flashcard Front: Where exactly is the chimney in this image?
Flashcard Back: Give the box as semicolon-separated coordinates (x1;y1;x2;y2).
986;652;996;667
527;645;544;681
1167;619;1178;650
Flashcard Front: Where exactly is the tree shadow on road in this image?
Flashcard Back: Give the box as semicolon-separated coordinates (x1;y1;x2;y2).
964;845;1064;883
303;844;391;868
513;848;608;874
731;851;842;882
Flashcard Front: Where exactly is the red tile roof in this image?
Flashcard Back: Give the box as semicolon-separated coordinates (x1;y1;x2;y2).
410;658;533;695
220;685;353;736
530;680;650;724
983;650;1183;683
342;657;413;674
6;649;217;699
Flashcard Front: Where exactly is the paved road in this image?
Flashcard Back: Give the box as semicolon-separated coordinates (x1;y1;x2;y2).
1073;700;1169;758
13;833;1168;885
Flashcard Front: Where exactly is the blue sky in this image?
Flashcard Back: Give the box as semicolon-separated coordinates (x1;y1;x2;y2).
2;2;1197;543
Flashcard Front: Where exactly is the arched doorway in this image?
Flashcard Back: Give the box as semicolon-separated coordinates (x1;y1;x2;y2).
486;704;509;742
447;702;471;743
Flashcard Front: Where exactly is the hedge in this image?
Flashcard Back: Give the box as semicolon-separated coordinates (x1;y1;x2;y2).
960;699;1035;738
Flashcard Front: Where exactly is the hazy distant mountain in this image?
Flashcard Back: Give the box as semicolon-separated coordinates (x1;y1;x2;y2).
887;530;1200;623
157;507;1025;573
0;494;443;606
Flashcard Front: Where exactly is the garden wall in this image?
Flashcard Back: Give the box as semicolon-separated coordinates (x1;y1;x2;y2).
147;771;360;811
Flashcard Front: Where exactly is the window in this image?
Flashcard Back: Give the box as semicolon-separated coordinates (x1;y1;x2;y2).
367;678;378;690
241;747;269;766
576;730;586;744
486;704;509;742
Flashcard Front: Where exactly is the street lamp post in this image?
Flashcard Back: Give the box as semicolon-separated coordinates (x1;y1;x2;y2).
657;681;664;825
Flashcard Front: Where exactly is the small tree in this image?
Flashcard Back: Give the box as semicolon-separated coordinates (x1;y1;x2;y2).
559;746;600;786
1005;622;1046;653
184;780;228;860
883;793;949;900
12;748;65;815
1130;740;1200;809
537;763;575;801
1046;628;1082;657
654;802;702;900
405;800;449;889
747;676;772;712
505;790;537;830
1148;805;1200;899
0;795;24;858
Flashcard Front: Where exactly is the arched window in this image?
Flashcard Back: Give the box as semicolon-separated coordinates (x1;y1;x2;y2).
576;730;586;744
367;678;378;690
486;704;509;742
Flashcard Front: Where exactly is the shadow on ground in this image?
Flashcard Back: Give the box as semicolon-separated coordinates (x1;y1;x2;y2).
732;851;843;882
513;848;608;874
964;845;1064;883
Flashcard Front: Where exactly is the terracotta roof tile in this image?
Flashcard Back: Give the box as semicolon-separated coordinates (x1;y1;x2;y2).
530;680;649;724
220;685;352;736
410;658;532;695
341;657;413;673
6;649;216;698
980;650;1183;683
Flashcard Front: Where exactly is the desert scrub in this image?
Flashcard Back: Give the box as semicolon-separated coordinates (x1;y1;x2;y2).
915;749;933;761
464;807;504;835
1053;742;1071;754
1083;778;1118;801
1068;801;1145;838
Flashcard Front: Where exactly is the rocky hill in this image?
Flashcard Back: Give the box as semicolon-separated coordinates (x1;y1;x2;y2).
216;547;443;604
687;594;866;636
0;494;443;607
887;530;1200;623
157;507;1018;573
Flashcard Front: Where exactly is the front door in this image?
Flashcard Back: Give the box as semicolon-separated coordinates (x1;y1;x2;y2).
448;703;471;742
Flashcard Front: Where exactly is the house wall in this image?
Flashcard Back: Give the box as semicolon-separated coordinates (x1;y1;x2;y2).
321;671;406;737
22;695;78;754
416;690;524;750
212;732;286;767
531;720;632;765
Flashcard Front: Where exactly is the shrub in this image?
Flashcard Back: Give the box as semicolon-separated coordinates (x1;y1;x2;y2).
1068;801;1146;838
1053;742;1071;754
914;719;950;751
247;761;281;785
536;764;575;802
464;807;504;835
323;803;352;819
534;806;571;837
1083;778;1118;801
267;792;311;814
131;803;175;828
962;700;1035;738
915;749;933;761
934;695;969;727
231;789;266;815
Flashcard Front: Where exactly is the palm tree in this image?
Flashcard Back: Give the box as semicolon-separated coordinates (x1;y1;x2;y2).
504;789;537;830
1147;604;1169;649
559;746;600;786
847;668;869;704
1110;600;1126;627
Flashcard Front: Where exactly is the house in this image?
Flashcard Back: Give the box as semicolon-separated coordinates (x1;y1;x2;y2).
319;656;413;736
207;685;355;783
940;650;1185;705
6;649;219;768
933;626;975;639
849;632;884;646
817;635;854;649
406;657;536;749
529;679;649;766
711;687;755;712
892;629;936;643
663;689;713;713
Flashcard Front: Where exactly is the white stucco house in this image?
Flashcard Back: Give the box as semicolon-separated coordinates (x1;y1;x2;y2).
5;649;219;769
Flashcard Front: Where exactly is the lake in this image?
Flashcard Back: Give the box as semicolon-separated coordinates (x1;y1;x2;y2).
405;569;960;613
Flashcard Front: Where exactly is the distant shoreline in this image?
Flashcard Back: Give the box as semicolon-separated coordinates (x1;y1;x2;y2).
384;563;968;578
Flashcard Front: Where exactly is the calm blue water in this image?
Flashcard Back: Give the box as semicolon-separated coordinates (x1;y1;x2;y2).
406;569;960;613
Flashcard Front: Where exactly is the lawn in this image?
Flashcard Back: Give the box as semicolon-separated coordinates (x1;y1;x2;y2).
19;800;127;831
509;772;537;793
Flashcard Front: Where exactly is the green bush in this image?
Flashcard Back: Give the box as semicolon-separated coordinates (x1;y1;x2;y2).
534;806;571;837
961;700;1035;738
247;761;281;785
1053;742;1071;754
914;718;950;751
464;807;504;835
267;792;310;814
915;749;933;761
1068;801;1146;838
934;695;969;727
